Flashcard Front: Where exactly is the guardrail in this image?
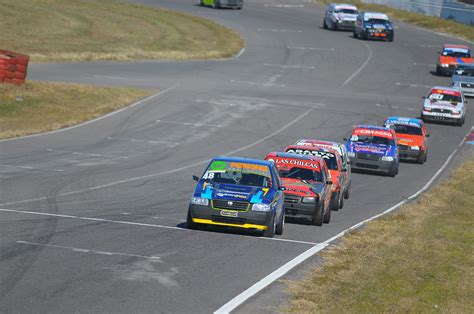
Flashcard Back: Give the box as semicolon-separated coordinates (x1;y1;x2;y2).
361;0;474;25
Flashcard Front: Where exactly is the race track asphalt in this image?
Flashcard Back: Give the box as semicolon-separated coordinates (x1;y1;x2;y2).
0;0;472;312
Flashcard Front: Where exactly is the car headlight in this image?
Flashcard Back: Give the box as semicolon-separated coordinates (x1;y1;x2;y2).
302;196;317;203
190;197;209;206
441;64;449;68
381;156;394;161
423;107;431;112
252;203;271;212
410;146;420;151
452;110;461;115
348;151;355;158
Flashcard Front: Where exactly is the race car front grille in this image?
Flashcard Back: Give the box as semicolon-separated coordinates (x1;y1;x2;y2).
284;194;301;203
398;145;409;151
461;83;473;88
212;200;249;211
356;153;380;161
432;108;452;114
356;163;379;169
211;215;247;225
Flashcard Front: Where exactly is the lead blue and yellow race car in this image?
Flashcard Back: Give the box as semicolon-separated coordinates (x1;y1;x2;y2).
187;156;285;237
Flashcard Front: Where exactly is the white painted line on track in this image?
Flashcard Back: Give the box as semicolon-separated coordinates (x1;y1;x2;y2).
287;46;335;51
0;164;64;172
229;80;286;88
264;63;316;70
122;212;186;222
0;85;178;143
156;120;222;128
257;28;302;33
0;108;312;207
105;136;179;147
235;48;245;58
342;42;372;87
396;82;432;89
413;62;436;67
214;127;473;314
1;208;318;247
264;4;304;7
46;149;129;159
16;241;161;260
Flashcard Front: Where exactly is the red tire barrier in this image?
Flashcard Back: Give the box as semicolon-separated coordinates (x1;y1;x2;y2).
0;50;30;85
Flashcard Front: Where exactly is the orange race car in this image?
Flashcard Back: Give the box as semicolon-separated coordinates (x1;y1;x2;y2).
436;44;472;76
383;116;429;164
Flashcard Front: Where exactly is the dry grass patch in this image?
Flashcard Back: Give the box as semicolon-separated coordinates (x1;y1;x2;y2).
0;0;244;62
315;0;474;42
0;81;153;139
285;158;474;313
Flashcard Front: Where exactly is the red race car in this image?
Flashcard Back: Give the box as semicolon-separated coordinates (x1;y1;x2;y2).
284;145;346;211
264;152;333;226
436;44;472;76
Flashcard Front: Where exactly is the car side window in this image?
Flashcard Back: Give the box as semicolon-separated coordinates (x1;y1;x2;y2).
272;165;281;190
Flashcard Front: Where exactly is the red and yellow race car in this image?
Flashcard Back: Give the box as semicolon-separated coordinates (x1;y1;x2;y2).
436;44;472;76
264;152;333;226
383;117;429;164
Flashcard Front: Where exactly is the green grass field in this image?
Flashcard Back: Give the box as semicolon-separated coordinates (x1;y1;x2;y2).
0;82;152;139
0;0;244;62
286;158;474;312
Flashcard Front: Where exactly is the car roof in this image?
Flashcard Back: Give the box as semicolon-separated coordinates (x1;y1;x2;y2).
430;86;462;93
296;139;342;146
362;12;389;20
286;145;340;155
212;156;273;167
444;44;470;49
355;124;392;131
384;116;422;127
266;152;323;162
333;3;357;9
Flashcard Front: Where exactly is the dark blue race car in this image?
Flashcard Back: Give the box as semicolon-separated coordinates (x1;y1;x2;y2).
187;156;285;237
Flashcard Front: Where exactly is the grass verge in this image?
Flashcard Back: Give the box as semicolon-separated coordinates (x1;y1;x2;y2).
285;158;474;312
315;0;474;42
0;0;244;62
0;81;153;139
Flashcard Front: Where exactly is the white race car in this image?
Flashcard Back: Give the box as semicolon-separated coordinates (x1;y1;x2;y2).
421;86;467;126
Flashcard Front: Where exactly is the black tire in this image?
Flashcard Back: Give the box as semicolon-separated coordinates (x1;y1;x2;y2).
186;210;198;230
388;36;394;42
333;22;338;31
212;0;219;9
237;6;242;9
344;181;351;199
421;113;427;123
323;19;328;29
311;204;324;226
353;31;358;38
417;152;425;164
200;0;204;6
263;215;276;238
388;164;397;177
331;193;340;211
424;150;428;162
275;213;284;235
323;204;331;224
436;66;442;76
339;194;344;209
457;116;465;127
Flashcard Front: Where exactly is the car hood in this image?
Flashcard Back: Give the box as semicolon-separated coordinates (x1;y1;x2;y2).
335;13;357;21
452;75;474;84
348;142;394;156
396;134;424;147
281;178;325;197
424;99;463;110
195;182;276;204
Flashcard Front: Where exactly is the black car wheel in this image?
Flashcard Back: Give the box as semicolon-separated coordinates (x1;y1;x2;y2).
388;164;397;177
212;0;220;9
338;193;344;209
344;181;351;199
186;210;198;230
417;151;425;164
331;193;340;211
323;204;331;224
263;215;276;238
275;213;284;235
323;19;328;29
311;204;324;226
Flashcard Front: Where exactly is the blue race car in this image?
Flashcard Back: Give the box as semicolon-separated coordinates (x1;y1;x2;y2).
187;156;285;237
345;125;399;177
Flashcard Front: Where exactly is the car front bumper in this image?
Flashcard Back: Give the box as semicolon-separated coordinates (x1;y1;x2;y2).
398;146;424;160
218;0;243;8
422;111;463;123
365;30;393;40
460;85;474;97
336;20;355;30
188;204;271;230
350;156;395;173
283;194;319;218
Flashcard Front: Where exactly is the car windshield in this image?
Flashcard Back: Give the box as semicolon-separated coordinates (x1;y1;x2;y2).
202;160;272;188
334;8;357;14
391;124;423;136
367;19;389;25
352;135;395;146
428;92;461;103
279;167;323;182
455;68;474;77
443;50;471;58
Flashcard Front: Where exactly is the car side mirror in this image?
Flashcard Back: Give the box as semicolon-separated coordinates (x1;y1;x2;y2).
326;180;333;185
192;175;199;182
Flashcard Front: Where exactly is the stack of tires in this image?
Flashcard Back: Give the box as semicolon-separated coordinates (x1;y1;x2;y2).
0;50;30;85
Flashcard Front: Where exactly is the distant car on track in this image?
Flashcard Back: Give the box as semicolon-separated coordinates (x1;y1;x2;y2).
323;3;359;31
383;116;429;164
353;12;394;42
200;0;242;9
284;145;347;211
452;63;474;97
436;44;472;76
294;139;352;199
421;86;467;126
264;152;333;226
345;125;399;177
187;157;284;237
